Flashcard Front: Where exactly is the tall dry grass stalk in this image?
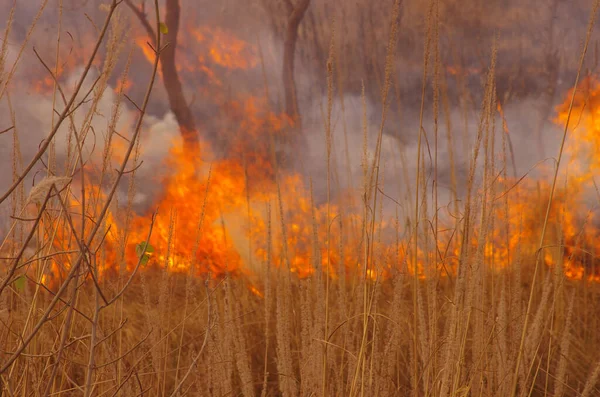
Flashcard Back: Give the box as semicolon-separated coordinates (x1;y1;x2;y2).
510;1;600;395
1;0;600;396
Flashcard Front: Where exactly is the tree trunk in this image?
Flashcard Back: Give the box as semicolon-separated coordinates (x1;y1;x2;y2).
127;0;200;153
162;0;199;153
283;0;311;123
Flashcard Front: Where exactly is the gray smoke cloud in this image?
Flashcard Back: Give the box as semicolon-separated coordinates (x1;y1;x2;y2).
0;0;596;233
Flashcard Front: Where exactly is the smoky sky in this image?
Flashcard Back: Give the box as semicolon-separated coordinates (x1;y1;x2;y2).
0;0;596;226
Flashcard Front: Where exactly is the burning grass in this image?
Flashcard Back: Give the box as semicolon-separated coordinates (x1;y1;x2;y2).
3;0;600;395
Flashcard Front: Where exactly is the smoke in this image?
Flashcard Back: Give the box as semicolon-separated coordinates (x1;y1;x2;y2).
0;62;177;175
298;88;568;223
0;0;596;227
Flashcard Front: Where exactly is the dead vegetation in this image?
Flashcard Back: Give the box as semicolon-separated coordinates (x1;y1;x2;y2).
2;0;600;396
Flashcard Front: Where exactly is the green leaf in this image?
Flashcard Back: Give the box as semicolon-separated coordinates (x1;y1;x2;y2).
136;241;154;266
159;22;169;35
14;275;25;292
136;241;154;256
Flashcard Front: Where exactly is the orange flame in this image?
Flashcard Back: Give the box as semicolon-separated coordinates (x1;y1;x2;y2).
18;20;600;288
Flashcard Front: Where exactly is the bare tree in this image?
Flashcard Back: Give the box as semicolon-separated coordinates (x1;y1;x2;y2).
282;0;311;123
126;0;200;152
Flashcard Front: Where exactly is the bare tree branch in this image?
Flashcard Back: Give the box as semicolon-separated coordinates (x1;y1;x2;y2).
0;186;53;297
124;0;156;42
283;0;311;123
126;0;200;153
0;126;14;135
0;0;163;372
101;209;158;308
0;0;121;205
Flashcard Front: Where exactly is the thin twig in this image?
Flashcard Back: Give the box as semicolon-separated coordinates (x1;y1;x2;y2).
169;281;212;396
0;187;53;296
124;0;156;43
0;0;162;371
101;209;158;308
510;2;600;395
0;1;119;205
0;125;14;135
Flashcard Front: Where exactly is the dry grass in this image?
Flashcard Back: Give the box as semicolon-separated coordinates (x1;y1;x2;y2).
2;0;600;396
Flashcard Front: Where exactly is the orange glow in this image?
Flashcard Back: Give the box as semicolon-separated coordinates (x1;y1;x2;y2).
114;77;133;94
191;26;259;70
134;25;258;85
23;30;103;94
135;36;161;78
250;285;264;298
20;19;600;289
446;65;481;76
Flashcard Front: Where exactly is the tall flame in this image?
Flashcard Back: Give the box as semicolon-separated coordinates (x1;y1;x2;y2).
15;21;600;288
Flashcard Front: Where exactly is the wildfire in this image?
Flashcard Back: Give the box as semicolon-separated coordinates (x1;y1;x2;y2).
13;17;600;288
468;76;600;282
24;30;103;95
191;26;259;70
135;25;259;86
556;77;600;178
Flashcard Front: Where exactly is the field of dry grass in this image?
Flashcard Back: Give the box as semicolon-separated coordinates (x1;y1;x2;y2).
3;0;600;396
